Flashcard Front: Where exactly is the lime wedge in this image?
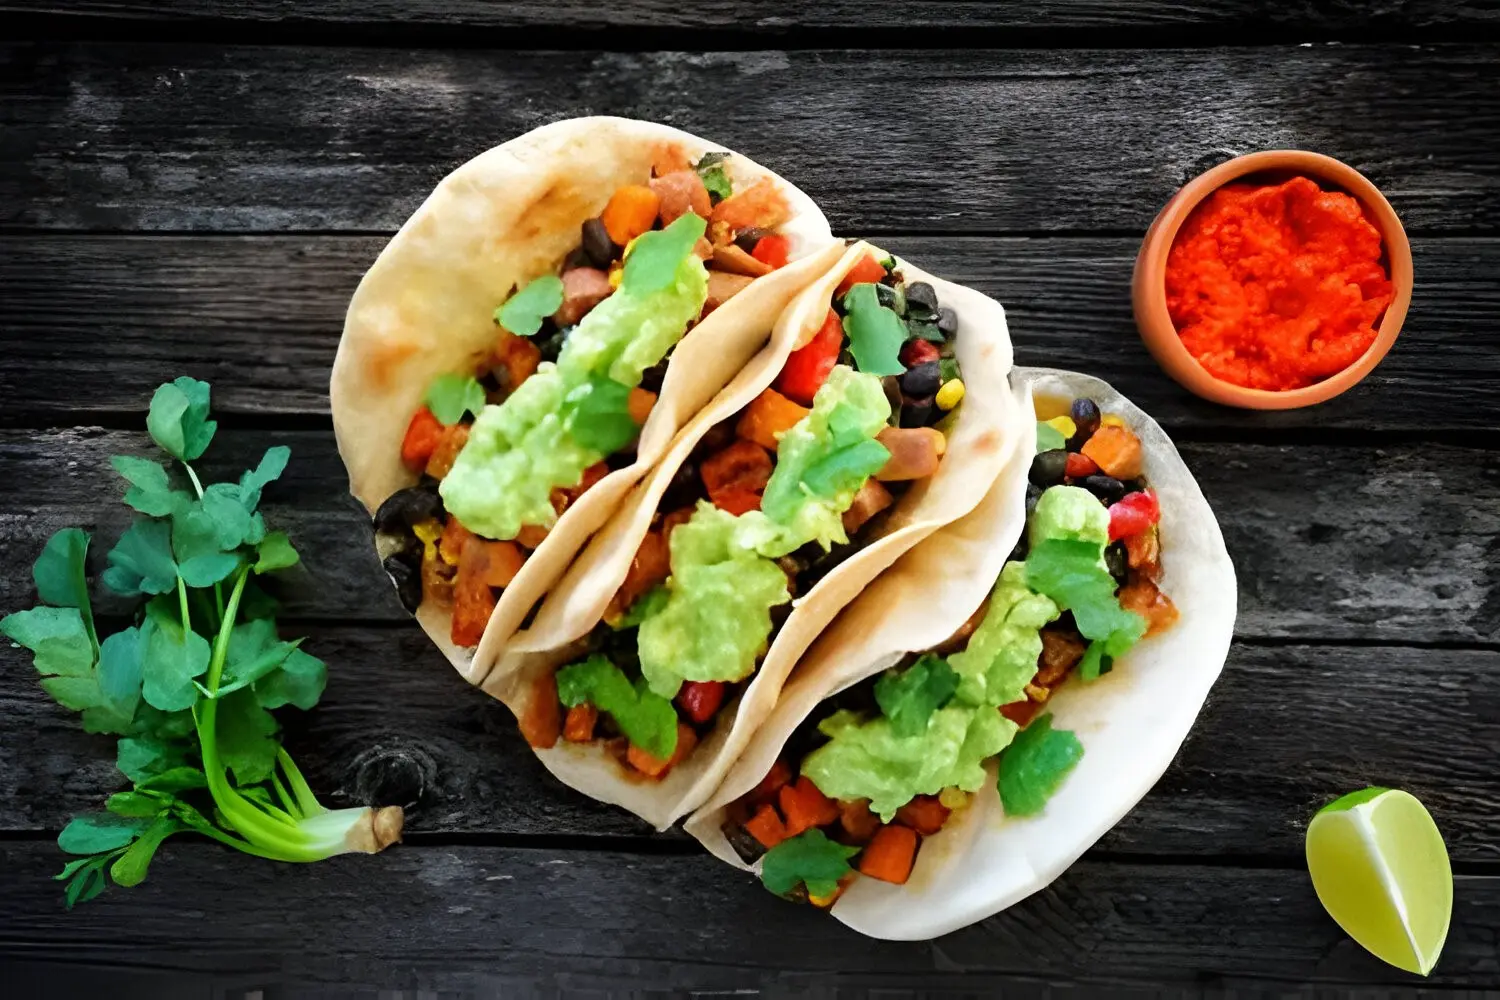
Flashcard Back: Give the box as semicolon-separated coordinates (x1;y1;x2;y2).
1306;788;1452;975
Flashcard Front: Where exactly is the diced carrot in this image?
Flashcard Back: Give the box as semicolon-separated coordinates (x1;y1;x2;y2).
750;234;791;270
604;528;670;625
1080;423;1144;480
1037;629;1087;686
515;523;549;550
563;703;598;743
709;177;791;236
779;776;840;838
476;538;526;588
627;723;698;779
449;540;497;647
552;461;610;518
519;672;562;749
858;824;919;885
841;479;893;536
745;759;793;807
874;426;944;482
894;795;951;837
839;799;881;844
701;439;773;514
438;516;474;566
676;680;726;725
494;332;541;391
628;387;658;427
401;407;445;472
736;388;809;451
1119;574;1180;635
425;421;470;480
661;505;695;542
835;253;889;297
1124;526;1161;577
1000;699;1045;728
775;309;843;405
600;184;661;246
744;803;788;850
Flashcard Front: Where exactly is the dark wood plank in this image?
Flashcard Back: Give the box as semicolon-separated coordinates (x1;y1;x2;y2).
5;624;1498;863
3;427;1496;644
2;841;1495;989
3;234;1497;432
3;43;1498;233
8;0;1498;34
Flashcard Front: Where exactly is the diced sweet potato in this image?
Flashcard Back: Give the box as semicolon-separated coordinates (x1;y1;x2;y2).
628;387;657;426
604;529;670;625
627;723;698;780
600;184;661;246
745;759;793;807
1037;629;1088;687
1125;526;1161;578
736;388;809;451
709;177;791;235
839;799;881;844
563;703;598;743
661;506;695;542
894;795;951;837
424;422;470;480
401;408;445;471
651;142;693;177
1080;424;1144;480
449;542;498;647
519;672;562;749
438;517;475;566
858;824;918;885
494;332;541;392
1119;574;1180;635
468;537;525;589
701;439;773;513
841;479;893;535
650;170;711;226
874;426;944;482
999;699;1044;728
779;776;840;838
744;803;788;850
515;523;549;550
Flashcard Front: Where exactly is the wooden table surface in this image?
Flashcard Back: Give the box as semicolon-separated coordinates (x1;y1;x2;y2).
3;2;1499;996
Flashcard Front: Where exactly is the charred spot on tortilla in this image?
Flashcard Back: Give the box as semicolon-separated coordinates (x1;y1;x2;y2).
365;337;422;391
514;177;595;243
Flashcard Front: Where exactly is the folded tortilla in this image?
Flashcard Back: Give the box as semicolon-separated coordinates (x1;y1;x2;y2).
685;368;1237;939
330;117;841;682
478;243;1024;829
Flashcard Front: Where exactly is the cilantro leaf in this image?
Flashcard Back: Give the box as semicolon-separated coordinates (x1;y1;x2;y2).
109;815;183;888
555;655;678;758
102;520;178;597
111;456;189;518
136;767;208;793
116;736;190;783
33;527;95;617
253;647;327;711
0;605;139;734
564;375;640;452
841;283;907;376
253;531;300;573
58;852;118;909
760;829;859;898
611;585;669;630
237;446;290;512
496;275;565;337
622;213;708;295
874;653;960;738
1024;537;1146;663
215;688;280;783
146;377;216;462
1036;421;1067;453
209;619;304;700
106;790;168;818
425;373;488;426
96;624;146;722
801;438;892;500
140;605;212;712
57;813;149;855
695;152;733;201
998;713;1084;817
200;483;255;549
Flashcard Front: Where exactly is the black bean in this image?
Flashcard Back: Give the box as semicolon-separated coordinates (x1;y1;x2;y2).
382;549;424;615
373;485;444;534
1081;474;1126;505
535;325;569;364
837;348;856;369
1025;482;1042;515
581;217;618;269
936;305;959;336
563;246;592;271
901;361;941;397
905;281;939;315
1070;398;1102;439
1029;449;1068;487
697;418;737;456
722;821;767;864
638;357;669;395
899;395;934;428
875;283;907;315
660;460;703;512
1105;540;1130;582
734;227;772;252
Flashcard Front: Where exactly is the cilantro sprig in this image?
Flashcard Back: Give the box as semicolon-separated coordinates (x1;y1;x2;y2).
694;151;733;202
998;713;1084;817
760;829;859;898
0;377;403;907
874;653;959;738
841;283;908;376
496;275;565;337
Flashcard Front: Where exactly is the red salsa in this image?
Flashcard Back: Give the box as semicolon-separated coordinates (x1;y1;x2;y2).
1165;176;1393;392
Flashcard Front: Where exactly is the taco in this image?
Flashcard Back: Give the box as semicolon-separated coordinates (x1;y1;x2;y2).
331;117;843;682
480;243;1023;829
685;368;1236;938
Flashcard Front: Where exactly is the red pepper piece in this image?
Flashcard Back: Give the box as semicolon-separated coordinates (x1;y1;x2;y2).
676;680;726;725
400;407;445;471
1065;452;1099;479
835;253;888;297
749;234;791;270
775;309;843;405
899;339;940;368
1108;489;1161;542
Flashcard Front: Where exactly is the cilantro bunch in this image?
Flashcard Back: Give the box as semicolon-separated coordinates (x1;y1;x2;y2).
1;378;402;907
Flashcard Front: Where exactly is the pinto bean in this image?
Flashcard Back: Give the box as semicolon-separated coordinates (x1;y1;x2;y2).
650;170;712;226
554;267;613;327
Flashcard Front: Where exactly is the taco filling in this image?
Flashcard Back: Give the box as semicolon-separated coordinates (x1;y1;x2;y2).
372;152;801;648
522;253;970;780
717;397;1178;906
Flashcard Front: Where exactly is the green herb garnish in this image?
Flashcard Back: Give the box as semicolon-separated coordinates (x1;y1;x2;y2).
556;654;679;758
874;653;960;738
564;374;640;452
841;283;908;376
997;713;1084;816
1024;537;1146;680
0;377;401;907
496;274;565;336
425;373;487;426
694;151;732;201
760;829;860;898
623;213;708;295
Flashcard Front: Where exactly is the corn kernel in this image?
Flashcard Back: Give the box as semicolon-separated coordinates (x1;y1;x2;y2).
809;887;843;908
1045;414;1076;438
608;265;623;290
938;787;973;811
935;378;966;411
412;519;444;545
1101;414;1126;428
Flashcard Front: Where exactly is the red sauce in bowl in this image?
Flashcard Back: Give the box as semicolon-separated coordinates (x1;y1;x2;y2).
1164;176;1394;392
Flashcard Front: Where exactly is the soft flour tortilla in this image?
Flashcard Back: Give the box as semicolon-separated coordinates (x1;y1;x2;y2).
330;117;840;683
479;242;1024;830
686;368;1237;940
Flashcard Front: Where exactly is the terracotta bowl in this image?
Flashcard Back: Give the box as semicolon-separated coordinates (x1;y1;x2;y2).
1132;150;1413;409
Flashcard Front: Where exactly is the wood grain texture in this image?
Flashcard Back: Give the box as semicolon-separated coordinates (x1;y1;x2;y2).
7;0;1499;38
4;234;1497;431
3;43;1498;233
2;841;1497;989
5;620;1498;863
2;427;1496;643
